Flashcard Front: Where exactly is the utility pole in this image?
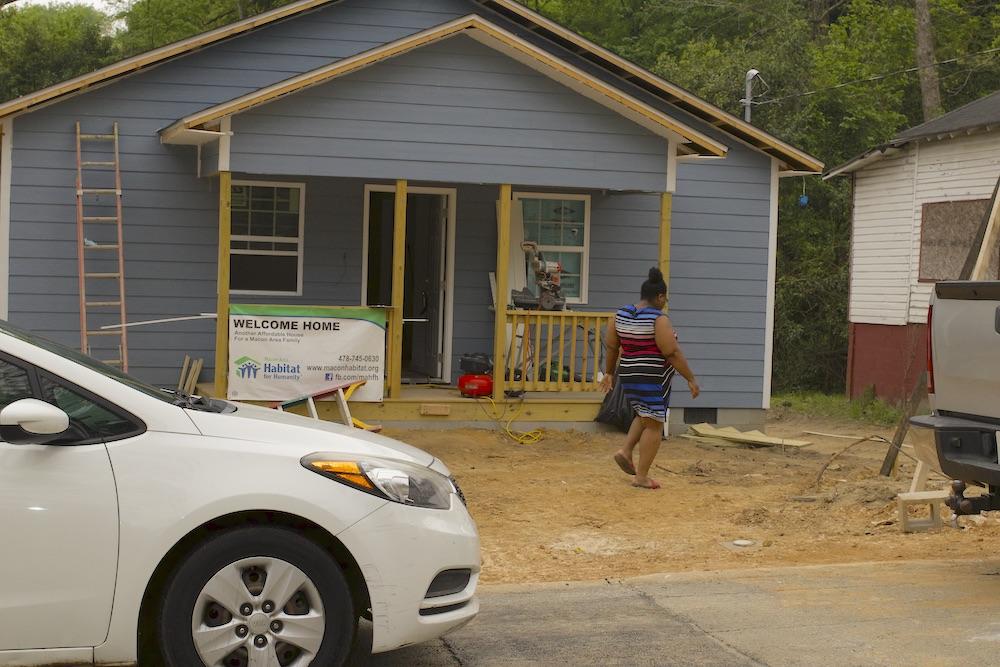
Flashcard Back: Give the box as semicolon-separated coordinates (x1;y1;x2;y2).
742;69;762;123
914;0;943;121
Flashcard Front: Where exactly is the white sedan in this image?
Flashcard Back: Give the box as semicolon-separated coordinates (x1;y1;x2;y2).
0;320;479;667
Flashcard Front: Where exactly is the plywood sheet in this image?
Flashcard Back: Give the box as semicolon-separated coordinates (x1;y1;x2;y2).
920;199;994;281
689;423;811;448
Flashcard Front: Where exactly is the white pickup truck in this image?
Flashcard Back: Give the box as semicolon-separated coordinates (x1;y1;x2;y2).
913;281;1000;512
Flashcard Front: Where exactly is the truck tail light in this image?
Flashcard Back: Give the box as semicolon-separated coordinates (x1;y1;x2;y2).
926;304;935;395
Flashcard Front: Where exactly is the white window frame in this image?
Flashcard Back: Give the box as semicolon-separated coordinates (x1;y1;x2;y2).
513;191;591;305
230;179;306;297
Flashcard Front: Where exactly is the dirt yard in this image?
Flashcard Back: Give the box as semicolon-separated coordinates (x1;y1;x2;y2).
383;410;1000;584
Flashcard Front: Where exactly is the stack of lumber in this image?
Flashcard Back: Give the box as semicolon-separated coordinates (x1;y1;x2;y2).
682;423;811;449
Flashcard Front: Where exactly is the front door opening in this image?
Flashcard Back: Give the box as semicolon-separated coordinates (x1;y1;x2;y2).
366;189;450;383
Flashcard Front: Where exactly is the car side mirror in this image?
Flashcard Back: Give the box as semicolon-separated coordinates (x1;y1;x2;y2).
0;399;70;445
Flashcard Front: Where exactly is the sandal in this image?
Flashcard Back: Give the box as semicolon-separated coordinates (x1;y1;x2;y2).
614;452;636;476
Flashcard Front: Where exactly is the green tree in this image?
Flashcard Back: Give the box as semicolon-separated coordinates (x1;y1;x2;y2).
112;0;296;55
0;3;115;103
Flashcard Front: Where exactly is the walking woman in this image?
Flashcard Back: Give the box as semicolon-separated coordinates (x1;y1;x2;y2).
599;268;700;489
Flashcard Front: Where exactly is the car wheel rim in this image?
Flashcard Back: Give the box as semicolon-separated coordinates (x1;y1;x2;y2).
192;556;326;667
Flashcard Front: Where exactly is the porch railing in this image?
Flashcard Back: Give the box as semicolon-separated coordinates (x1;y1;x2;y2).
502;309;614;392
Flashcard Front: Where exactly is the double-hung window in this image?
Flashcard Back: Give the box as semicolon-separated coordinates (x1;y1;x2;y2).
515;193;590;303
230;181;305;295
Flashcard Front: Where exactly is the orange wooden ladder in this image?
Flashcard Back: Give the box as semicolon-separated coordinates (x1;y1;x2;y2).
75;122;129;370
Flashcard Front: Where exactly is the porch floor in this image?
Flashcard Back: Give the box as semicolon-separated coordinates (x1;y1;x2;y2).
198;381;606;425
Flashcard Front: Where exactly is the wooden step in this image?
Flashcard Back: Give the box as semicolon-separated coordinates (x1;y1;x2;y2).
79;134;115;141
82;161;116;168
100;360;123;367
84;272;121;279
84;244;120;251
79;188;119;196
86;301;122;308
87;330;122;337
82;216;118;223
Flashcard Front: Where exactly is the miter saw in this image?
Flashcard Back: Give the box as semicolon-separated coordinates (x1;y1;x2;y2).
511;241;567;311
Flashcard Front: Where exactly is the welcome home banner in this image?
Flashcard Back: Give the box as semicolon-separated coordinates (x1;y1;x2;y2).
227;304;387;402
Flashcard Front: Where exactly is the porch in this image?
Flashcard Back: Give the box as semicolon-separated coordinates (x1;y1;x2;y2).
202;174;669;423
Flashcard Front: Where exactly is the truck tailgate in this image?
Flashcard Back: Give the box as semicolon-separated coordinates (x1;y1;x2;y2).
933;281;1000;419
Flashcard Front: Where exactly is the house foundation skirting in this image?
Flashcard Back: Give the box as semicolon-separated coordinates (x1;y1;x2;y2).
847;322;927;403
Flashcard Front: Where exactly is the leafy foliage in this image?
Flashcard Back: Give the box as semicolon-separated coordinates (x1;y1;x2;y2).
0;3;115;102
773;390;902;426
111;0;295;54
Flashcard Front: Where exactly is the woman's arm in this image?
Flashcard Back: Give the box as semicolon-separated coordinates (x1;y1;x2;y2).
599;319;620;392
654;316;701;399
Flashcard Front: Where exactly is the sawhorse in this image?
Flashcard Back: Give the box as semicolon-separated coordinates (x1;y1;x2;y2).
269;380;382;432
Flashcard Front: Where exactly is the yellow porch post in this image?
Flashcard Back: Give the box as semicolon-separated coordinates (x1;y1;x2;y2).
659;192;672;310
388;179;408;398
493;184;513;400
214;171;232;398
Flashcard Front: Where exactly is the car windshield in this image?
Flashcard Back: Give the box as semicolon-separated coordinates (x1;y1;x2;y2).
0;319;224;411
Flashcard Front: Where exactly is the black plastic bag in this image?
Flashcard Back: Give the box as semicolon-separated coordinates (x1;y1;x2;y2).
595;376;632;433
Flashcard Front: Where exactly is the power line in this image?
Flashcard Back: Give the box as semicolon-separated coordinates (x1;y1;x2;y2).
754;45;1000;106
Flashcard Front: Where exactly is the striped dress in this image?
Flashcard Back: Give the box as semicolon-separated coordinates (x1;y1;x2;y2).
615;305;676;422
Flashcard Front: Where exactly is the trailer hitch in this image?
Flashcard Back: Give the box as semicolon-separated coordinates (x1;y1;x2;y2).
947;480;1000;517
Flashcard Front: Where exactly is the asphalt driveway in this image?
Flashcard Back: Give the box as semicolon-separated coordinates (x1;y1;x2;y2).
359;559;1000;666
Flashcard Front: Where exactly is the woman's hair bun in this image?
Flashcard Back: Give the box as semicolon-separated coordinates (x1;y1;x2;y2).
648;267;664;283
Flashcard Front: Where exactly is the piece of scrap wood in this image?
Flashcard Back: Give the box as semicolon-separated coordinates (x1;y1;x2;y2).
689;423;811;448
803;431;914;450
678;433;747;447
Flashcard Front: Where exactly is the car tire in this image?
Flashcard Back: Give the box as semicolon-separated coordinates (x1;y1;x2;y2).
157;525;355;667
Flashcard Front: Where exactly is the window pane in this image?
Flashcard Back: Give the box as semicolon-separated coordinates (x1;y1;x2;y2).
231;210;250;236
231;255;298;293
248;241;275;251
556;251;582;276
275;188;300;213
561;200;585;223
250;211;275;237
275;212;299;238
523;222;540;243
251;187;276;211
0;360;32;410
274;242;299;252
538;222;561;245
562;223;585;247
231;186;249;209
521;199;539;223
40;376;136;441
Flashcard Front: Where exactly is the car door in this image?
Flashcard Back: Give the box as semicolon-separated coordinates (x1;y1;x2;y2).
0;353;120;652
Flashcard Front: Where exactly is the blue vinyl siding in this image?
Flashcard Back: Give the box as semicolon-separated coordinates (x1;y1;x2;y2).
230;36;668;191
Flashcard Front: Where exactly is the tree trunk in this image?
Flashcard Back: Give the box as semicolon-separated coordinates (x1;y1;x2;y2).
914;0;943;121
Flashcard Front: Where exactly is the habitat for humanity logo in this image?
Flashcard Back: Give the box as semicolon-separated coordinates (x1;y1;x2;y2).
234;356;261;379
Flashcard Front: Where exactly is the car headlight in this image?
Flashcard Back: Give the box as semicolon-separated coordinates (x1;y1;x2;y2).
301;454;455;510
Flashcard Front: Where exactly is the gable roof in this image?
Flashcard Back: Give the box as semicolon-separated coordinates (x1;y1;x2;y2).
826;88;1000;178
0;0;821;172
896;89;1000;141
160;15;727;158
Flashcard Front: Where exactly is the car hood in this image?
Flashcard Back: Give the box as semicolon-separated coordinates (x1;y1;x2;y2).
185;402;436;467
